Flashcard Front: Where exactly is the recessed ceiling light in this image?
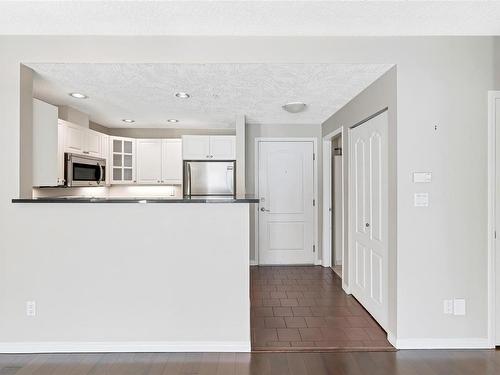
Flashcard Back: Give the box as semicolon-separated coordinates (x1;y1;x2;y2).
122;119;135;123
282;102;307;113
175;92;190;99
69;92;88;99
167;119;179;123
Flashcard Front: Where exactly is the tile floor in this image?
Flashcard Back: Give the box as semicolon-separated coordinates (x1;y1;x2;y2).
250;266;394;351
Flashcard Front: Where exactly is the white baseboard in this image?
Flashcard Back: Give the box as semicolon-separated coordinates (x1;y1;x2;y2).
250;260;258;266
314;259;323;266
387;331;397;347
0;341;251;353
393;337;492;350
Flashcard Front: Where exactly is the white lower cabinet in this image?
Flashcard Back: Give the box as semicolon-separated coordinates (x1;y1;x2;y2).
136;139;183;184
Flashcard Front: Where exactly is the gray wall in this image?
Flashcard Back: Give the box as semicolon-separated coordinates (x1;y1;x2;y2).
89;123;235;138
0;35;497;347
245;123;322;262
322;67;397;336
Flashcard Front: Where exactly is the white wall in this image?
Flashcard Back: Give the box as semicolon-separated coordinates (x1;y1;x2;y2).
0;203;250;352
0;35;496;348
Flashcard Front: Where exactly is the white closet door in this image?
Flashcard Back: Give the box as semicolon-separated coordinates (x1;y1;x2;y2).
349;111;389;329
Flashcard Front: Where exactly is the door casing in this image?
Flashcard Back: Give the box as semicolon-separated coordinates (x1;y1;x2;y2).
488;91;500;347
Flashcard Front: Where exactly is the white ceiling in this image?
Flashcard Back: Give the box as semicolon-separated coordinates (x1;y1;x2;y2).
29;63;393;128
1;1;500;36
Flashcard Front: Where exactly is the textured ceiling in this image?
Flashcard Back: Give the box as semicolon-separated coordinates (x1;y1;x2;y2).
29;63;393;128
1;1;500;36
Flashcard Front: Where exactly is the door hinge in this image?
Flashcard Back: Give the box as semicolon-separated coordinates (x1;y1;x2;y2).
313;199;316;207
313;245;316;253
495;230;497;239
313;153;315;161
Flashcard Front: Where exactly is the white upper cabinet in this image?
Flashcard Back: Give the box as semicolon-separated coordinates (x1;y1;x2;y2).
110;136;136;184
182;135;235;160
136;139;163;184
162;139;183;184
210;136;236;160
136;139;183;185
182;135;210;160
59;119;105;158
33;99;65;186
60;119;85;154
85;129;102;157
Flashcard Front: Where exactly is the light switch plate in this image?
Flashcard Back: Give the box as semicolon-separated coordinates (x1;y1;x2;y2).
413;172;432;183
454;299;466;316
443;300;453;314
414;193;429;207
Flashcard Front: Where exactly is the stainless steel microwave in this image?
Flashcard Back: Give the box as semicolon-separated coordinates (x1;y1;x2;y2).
65;153;106;187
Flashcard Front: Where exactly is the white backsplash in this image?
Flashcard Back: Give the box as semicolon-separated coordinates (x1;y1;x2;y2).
33;185;182;198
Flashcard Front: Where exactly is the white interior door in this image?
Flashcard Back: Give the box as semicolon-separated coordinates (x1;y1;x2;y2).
258;141;314;265
349;111;389;329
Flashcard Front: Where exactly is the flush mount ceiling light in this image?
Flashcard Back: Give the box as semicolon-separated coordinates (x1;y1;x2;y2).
69;92;88;99
175;92;190;99
122;119;135;124
282;102;307;113
167;119;179;123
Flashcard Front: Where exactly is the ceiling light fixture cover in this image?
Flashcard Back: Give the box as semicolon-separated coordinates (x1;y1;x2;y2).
175;92;190;99
282;102;307;113
122;119;135;123
69;92;88;99
167;119;179;123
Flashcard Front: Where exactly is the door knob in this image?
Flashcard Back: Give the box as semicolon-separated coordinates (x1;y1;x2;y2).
365;223;370;228
260;207;270;212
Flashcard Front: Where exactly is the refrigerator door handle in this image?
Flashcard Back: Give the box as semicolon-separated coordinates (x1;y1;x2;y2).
186;163;192;196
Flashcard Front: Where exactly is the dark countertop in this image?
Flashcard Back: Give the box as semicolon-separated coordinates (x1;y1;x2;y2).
12;196;259;204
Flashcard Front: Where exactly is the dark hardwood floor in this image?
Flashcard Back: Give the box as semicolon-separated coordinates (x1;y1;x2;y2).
0;351;499;375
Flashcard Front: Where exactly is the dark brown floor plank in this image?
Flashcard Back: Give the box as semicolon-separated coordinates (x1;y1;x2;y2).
2;350;500;375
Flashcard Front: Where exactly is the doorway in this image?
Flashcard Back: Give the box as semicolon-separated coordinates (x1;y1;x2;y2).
331;136;343;278
255;139;317;265
322;128;346;289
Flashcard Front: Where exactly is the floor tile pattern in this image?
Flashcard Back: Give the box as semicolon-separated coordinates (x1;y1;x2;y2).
251;266;394;351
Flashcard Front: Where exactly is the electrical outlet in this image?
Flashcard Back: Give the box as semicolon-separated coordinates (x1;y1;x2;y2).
454;299;466;316
443;299;453;314
26;301;36;317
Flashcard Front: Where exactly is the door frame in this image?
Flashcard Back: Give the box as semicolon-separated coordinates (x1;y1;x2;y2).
322;128;347;290
488;90;500;347
254;137;319;265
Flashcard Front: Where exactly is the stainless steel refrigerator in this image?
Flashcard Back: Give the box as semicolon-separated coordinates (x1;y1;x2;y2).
183;161;236;197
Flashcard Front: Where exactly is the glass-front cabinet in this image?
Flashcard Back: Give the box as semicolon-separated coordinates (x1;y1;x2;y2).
110;136;136;184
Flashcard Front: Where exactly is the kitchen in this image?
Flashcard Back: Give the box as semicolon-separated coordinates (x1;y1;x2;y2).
28;99;245;202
